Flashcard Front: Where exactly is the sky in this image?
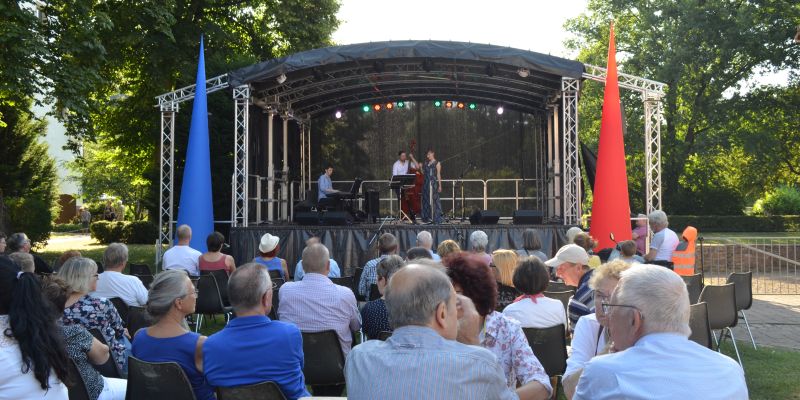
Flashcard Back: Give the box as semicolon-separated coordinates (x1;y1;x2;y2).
333;0;589;59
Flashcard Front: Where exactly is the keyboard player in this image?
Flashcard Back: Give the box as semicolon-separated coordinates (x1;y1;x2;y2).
318;165;345;209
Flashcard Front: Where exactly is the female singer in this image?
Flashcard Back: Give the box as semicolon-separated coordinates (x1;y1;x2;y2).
421;149;444;224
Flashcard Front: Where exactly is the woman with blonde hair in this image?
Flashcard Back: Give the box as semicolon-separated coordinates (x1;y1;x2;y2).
436;239;461;260
492;249;519;287
562;259;633;399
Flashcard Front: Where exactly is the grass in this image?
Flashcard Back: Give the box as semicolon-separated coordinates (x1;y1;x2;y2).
718;341;800;400
37;232;157;274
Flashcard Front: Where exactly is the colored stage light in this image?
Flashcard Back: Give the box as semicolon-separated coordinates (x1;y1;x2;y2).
445;101;453;108
434;100;442;107
362;104;370;113
468;103;477;110
496;106;504;115
457;102;465;109
397;101;405;108
334;110;342;119
373;104;382;111
386;102;394;109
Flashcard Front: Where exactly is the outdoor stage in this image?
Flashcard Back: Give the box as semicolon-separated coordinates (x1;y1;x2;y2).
229;223;571;275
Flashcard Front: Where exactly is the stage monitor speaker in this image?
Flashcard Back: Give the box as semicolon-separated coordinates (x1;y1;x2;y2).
294;212;320;225
364;190;380;220
469;209;500;225
513;210;544;224
321;211;353;226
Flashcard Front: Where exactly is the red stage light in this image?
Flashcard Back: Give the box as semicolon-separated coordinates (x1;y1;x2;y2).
457;102;465;109
386;102;394;109
373;104;381;111
445;101;453;108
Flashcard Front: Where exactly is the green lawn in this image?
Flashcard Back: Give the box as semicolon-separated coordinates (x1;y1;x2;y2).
37;233;157;274
719;342;800;400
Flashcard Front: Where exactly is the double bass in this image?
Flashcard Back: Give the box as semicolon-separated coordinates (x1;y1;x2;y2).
401;140;424;219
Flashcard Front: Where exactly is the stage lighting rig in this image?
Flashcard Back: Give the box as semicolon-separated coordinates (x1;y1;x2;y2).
334;110;343;119
496;106;504;115
362;104;370;113
397;101;406;108
434;100;442;107
373;104;382;111
386;102;394;110
468;103;477;110
457;102;465;109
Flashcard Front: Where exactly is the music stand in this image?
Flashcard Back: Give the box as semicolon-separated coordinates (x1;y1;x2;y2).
391;174;416;223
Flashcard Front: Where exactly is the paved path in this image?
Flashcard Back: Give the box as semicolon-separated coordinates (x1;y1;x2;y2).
730;295;800;350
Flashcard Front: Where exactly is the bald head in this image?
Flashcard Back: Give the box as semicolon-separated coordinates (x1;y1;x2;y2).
385;263;452;329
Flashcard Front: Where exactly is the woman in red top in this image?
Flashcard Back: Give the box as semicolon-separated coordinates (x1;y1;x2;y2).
198;232;236;275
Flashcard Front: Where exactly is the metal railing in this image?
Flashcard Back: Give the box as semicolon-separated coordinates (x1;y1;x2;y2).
700;236;800;295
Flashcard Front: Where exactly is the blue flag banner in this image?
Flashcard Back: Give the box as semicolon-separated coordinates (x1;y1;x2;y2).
176;36;214;252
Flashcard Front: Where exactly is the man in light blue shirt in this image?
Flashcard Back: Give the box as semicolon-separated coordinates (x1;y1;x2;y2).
317;165;338;200
416;230;441;262
293;237;341;280
345;263;518;400
574;265;748;400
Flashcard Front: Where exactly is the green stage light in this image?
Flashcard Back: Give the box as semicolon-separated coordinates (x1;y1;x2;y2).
468;103;477;110
434;100;442;107
362;104;370;113
397;101;405;108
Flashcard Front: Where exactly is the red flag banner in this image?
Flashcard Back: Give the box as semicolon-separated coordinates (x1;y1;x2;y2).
589;22;632;250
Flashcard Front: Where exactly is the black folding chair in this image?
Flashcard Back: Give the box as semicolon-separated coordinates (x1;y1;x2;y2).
134;274;154;289
301;330;346;386
546;281;570;292
689;302;713;349
523;324;568;377
217;381;287;400
95;261;105;274
126;356;197;400
331;276;355;292
543;290;574;320
195;274;233;332
369;283;381;301
66;358;91;400
496;283;521;312
353;267;366;302
699;283;742;365
129;263;152;276
682;273;704;305
727;271;757;349
268;269;283;281
127;306;149;339
201;269;231;306
88;328;124;379
269;280;283;321
108;297;130;327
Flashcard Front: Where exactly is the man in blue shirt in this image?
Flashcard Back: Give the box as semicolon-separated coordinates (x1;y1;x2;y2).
317;165;343;210
203;263;309;400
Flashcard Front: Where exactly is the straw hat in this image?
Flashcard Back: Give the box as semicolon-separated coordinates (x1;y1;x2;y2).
258;233;280;253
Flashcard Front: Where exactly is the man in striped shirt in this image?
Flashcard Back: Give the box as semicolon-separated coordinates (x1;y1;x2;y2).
345;262;518;400
546;244;594;331
358;233;399;297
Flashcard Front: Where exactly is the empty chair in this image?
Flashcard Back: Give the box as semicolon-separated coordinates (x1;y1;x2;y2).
127;356;197;400
127;306;149;338
496;283;521;312
727;271;757;349
195;274;233;332
129;263;151;276
543;290;574;320
201;269;231;306
522;324;568;377
66;358;91;400
88;328;124;379
217;381;287;400
108;297;130;326
301;330;346;386
682;273;703;305
698;283;742;365
268;269;283;281
689;302;713;349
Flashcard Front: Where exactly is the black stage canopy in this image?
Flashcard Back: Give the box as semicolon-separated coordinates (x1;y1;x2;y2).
228;40;586;117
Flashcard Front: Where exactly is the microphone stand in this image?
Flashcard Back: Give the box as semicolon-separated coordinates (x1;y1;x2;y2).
457;162;473;222
368;180;395;248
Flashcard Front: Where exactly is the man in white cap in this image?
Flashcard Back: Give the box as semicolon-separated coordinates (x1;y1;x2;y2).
162;224;202;276
545;244;593;330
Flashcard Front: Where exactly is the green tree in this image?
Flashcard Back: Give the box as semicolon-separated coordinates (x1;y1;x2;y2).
565;0;800;214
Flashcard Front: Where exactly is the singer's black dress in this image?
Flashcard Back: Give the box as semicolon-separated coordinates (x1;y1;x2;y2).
422;160;443;224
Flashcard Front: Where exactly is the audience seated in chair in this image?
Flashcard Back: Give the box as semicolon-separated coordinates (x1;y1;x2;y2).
562;260;631;399
469;230;492;266
405;246;433;261
8;251;35;273
358;233;399;297
162;225;202;276
516;228;548;261
253;233;290;280
131;270;214;400
7;232;53;274
346;261;519;399
416;231;441;261
502;257;567;329
293;237;340;280
546;244;594;330
92;243;148;307
361;255;404;339
0;257;70;399
436;239;461;261
199;231;236;275
446;254;551;400
573;265;748;400
42;276;127;400
204;263;309;400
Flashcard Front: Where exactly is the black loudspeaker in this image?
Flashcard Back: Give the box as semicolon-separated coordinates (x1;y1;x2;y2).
321;211;353;226
469;209;500;225
513;210;544;224
294;212;320;225
364;190;380;221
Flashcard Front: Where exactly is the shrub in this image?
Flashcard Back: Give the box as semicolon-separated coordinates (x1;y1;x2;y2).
669;215;800;233
756;186;800;216
123;221;158;244
53;223;83;233
5;196;54;246
90;221;125;244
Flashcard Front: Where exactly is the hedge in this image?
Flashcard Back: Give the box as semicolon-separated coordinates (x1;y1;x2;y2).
669;215;800;233
90;221;159;244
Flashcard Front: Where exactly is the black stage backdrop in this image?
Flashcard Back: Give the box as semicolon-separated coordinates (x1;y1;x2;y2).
230;224;570;277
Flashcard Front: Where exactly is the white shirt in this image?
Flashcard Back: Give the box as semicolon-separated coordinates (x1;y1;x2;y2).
564;313;606;382
0;315;68;400
575;333;748;400
651;228;679;261
392;160;412;176
502;297;566;329
92;270;149;306
162;245;202;276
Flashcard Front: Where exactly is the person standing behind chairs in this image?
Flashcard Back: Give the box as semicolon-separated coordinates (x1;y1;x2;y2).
421;149;443;224
253;233;290;280
132;270;215;400
92;243;148;307
644;210;679;267
198;232;236;275
517;229;548;261
204;263;310;400
360;255;404;339
162;225;202;276
293;237;340;281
